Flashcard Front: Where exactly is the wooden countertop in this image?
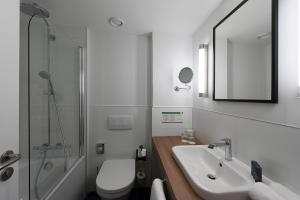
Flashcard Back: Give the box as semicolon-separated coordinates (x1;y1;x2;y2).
152;136;204;200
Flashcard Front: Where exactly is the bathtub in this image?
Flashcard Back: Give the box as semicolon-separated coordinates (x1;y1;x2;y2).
19;156;86;200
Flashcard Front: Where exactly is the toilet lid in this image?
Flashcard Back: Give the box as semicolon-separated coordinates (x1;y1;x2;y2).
96;159;135;193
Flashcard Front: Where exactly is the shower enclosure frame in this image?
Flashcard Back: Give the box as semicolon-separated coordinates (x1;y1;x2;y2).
22;3;87;199
78;46;86;158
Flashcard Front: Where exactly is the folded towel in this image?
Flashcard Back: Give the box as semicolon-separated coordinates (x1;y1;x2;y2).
150;179;166;200
249;182;285;200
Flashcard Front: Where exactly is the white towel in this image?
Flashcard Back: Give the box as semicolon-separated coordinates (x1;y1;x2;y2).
150;179;166;200
249;182;285;200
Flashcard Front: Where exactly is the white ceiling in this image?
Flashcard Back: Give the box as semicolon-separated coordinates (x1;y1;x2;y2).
34;0;223;35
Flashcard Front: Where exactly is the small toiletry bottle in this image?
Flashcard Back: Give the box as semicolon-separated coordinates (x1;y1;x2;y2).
141;148;146;157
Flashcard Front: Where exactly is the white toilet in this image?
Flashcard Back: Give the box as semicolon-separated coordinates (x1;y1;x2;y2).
96;159;135;200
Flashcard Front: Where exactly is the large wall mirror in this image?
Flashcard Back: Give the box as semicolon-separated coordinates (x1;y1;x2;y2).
213;0;278;103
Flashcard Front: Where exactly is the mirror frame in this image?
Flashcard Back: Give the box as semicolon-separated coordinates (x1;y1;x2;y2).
213;0;278;103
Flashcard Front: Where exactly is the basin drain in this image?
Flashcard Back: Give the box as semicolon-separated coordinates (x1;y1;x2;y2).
207;174;216;180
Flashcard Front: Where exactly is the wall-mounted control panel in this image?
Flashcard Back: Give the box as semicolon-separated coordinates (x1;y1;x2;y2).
161;112;183;123
96;143;105;155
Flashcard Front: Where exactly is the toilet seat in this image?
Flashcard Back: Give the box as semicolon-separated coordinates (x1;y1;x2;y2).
96;159;135;199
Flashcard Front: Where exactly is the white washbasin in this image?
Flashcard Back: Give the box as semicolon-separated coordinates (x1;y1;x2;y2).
172;145;254;200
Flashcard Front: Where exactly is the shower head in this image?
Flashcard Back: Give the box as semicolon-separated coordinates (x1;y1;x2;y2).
21;3;50;18
38;71;51;80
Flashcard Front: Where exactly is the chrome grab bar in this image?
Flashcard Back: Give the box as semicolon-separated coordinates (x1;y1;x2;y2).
0;150;21;171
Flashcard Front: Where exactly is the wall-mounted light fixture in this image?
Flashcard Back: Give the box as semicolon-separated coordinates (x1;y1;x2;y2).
298;2;300;98
298;59;300;98
198;44;208;97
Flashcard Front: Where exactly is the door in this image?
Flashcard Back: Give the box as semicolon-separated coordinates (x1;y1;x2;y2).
0;0;20;199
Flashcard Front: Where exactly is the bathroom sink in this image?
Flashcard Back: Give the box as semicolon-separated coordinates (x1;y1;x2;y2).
172;145;254;200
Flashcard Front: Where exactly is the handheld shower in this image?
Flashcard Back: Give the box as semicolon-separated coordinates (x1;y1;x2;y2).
38;70;50;80
38;70;70;172
38;70;54;95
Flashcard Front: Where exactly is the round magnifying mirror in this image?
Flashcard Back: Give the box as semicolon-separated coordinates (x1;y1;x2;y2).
178;67;193;84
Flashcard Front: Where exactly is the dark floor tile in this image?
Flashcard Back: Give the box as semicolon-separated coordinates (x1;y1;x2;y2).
130;188;151;200
84;192;101;200
84;188;150;200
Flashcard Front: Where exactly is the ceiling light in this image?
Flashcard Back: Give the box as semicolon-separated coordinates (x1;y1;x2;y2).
109;17;125;27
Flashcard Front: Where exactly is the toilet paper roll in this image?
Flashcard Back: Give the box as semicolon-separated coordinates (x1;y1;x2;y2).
136;170;146;180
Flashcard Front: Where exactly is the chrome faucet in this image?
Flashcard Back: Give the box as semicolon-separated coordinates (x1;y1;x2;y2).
208;138;232;161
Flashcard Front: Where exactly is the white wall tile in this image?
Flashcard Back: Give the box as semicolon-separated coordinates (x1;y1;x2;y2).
151;33;194;135
87;30;151;191
152;33;193;107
